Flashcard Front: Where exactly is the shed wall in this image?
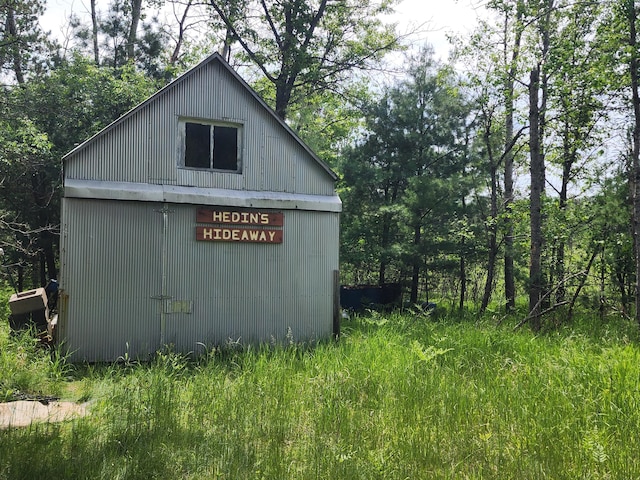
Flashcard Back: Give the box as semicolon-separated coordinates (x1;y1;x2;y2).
58;200;163;360
63;61;335;197
59;197;339;362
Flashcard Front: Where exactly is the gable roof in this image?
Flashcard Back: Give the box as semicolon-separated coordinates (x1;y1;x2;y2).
62;52;338;182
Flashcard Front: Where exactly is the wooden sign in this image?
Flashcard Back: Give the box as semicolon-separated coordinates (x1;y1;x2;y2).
197;208;283;226
196;226;283;243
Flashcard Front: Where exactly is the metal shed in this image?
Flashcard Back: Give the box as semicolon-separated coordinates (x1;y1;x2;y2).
58;53;341;362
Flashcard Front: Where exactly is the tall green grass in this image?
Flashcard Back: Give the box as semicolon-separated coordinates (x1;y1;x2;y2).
0;324;70;402
1;309;640;479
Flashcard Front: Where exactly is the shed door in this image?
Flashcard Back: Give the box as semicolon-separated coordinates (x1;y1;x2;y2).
61;199;163;361
159;203;277;354
159;203;216;355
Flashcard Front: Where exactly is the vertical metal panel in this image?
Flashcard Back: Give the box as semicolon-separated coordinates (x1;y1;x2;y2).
64;58;336;196
149;92;178;185
294;149;336;196
60;198;338;361
59;198;163;361
163;205;338;353
262;135;293;192
244;121;265;192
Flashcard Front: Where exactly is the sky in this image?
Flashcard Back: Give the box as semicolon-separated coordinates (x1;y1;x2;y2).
386;0;487;59
41;0;488;61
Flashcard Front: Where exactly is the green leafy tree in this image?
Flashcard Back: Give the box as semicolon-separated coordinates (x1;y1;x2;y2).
17;57;159;156
543;1;606;304
281;80;369;172
455;0;531;313
519;0;609;328
584;0;640;325
460;0;614;325
0;0;51;83
1;58;157;287
591;172;634;317
340;93;407;285
616;0;640;328
453;0;533;313
0;113;54;289
70;0;169;78
208;0;400;120
340;50;475;303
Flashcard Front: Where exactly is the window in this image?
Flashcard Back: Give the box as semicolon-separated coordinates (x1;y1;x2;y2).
182;121;241;172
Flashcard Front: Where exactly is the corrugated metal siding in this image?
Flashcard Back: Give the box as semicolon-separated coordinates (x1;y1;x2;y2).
293;150;332;195
149;93;178;185
59;198;163;361
66;114;153;184
60;198;338;361
64;59;336;196
262;135;294;192
164;205;338;352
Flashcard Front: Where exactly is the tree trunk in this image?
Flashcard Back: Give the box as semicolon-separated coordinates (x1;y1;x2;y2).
410;223;421;304
599;243;606;321
459;193;467;311
627;0;640;328
567;248;598;322
424;264;430;304
555;119;572;303
221;25;233;62
39;253;46;287
126;0;143;61
5;5;24;84
378;183;399;286
17;265;24;292
502;5;524;313
481;114;498;313
529;66;545;330
169;0;193;65
504;152;515;311
378;215;390;285
537;0;552;310
615;268;629;316
459;249;466;311
42;231;57;280
91;0;100;65
274;78;293;120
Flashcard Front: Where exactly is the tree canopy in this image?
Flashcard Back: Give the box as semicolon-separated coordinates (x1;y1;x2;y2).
207;0;400;119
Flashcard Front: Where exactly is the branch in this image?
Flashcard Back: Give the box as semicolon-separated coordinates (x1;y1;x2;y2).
259;0;283;51
514;268;593;330
499;124;528;165
567;248;598;322
513;301;570;329
208;0;276;83
300;0;328;53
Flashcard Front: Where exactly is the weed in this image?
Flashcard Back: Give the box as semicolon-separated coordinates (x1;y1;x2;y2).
1;310;640;479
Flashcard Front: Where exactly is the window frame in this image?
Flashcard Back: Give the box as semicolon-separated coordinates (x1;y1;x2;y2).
178;118;243;174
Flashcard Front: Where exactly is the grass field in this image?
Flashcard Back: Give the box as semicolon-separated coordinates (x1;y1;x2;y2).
1;307;640;479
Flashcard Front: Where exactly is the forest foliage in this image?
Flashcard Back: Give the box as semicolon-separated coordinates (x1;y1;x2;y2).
1;0;640;329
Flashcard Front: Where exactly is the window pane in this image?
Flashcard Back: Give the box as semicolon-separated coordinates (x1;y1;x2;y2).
185;123;211;168
213;126;238;171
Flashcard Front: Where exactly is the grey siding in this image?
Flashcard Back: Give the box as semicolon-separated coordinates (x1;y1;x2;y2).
64;60;335;196
59;198;339;361
59;198;163;361
59;54;340;362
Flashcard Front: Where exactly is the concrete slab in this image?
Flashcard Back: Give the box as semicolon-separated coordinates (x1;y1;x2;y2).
0;400;90;429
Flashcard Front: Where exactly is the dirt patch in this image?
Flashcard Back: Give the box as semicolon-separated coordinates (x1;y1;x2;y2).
0;400;90;429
